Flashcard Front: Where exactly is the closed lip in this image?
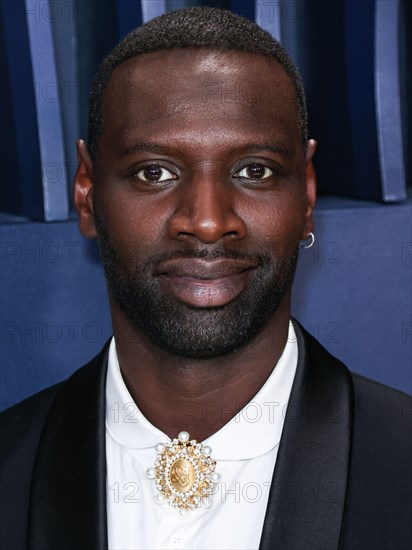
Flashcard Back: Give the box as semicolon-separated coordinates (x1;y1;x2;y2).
154;258;258;279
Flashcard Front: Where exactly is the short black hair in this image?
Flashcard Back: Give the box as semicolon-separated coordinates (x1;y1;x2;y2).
88;6;308;161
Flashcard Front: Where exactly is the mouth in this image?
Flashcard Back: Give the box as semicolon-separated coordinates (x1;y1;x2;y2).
155;259;257;307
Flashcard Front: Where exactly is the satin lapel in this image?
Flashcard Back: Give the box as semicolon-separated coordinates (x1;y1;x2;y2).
259;320;353;550
28;341;110;550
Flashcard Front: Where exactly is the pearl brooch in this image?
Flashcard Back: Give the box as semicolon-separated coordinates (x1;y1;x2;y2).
146;432;220;513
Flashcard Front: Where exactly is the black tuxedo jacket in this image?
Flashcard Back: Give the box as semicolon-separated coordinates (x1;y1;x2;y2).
1;321;411;550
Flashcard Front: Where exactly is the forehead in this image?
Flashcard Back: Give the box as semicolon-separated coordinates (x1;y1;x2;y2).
101;49;301;152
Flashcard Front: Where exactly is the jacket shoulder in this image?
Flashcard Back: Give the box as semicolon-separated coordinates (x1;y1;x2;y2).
351;371;411;436
1;382;65;461
0;343;110;550
0;342;110;471
352;370;411;399
0;382;65;547
295;321;412;548
341;373;412;549
1;381;64;429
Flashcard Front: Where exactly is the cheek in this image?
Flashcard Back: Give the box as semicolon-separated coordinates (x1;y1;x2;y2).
94;187;166;256
237;190;306;249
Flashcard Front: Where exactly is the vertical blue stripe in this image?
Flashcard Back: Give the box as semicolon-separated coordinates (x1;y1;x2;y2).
25;0;69;220
141;0;167;22
374;0;406;201
255;0;281;40
50;0;81;209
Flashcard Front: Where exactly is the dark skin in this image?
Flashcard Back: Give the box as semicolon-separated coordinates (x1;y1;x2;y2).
74;49;316;442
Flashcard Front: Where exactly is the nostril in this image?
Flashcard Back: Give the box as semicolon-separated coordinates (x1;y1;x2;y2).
166;188;247;243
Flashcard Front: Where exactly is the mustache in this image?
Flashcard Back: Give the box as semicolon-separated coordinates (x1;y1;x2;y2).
148;247;271;270
94;209;279;273
95;212;260;262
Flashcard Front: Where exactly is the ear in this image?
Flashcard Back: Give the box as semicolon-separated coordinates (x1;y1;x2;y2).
301;139;317;240
73;139;96;239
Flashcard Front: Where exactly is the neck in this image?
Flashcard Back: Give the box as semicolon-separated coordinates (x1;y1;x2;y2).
111;300;291;442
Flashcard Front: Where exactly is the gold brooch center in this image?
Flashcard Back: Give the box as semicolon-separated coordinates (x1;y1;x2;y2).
170;458;195;492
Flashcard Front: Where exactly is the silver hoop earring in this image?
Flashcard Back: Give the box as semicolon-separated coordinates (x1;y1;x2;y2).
301;232;315;249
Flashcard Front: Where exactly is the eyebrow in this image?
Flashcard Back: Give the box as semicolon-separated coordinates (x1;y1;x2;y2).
237;143;295;158
119;141;295;158
119;142;171;157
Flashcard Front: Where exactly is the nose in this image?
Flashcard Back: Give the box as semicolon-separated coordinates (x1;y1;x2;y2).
167;162;247;244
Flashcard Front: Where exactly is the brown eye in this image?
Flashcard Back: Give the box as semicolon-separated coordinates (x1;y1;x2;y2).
136;164;176;182
235;163;273;180
247;163;265;178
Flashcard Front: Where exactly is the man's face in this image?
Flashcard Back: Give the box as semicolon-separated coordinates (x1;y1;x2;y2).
78;49;315;359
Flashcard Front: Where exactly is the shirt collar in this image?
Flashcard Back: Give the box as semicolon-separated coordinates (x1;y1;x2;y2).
105;321;298;460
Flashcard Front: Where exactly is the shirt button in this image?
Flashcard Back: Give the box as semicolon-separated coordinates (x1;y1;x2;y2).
170;535;182;548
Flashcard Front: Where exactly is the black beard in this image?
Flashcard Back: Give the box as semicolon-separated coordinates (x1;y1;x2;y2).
95;212;299;360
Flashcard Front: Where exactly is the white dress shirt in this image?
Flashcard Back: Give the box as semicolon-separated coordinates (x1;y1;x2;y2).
106;321;298;550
